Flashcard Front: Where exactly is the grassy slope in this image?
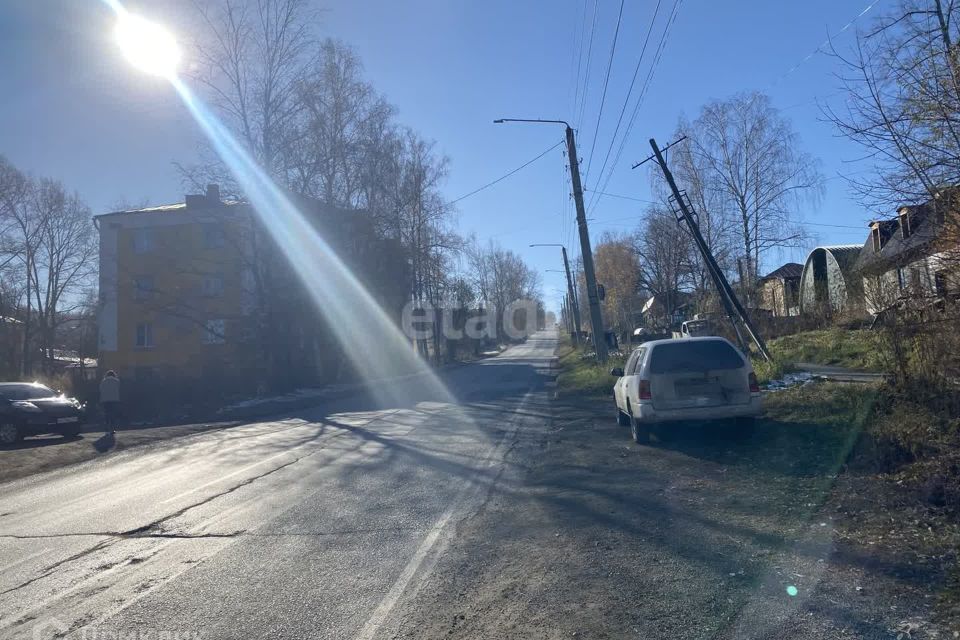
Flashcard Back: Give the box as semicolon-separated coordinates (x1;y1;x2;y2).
766;328;884;371
555;346;626;397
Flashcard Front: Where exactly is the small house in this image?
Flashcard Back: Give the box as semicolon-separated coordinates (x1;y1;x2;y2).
757;263;803;317
854;193;959;314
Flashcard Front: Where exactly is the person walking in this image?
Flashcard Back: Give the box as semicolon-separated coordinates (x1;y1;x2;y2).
99;370;121;435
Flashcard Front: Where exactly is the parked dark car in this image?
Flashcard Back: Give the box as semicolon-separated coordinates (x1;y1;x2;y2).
0;382;86;445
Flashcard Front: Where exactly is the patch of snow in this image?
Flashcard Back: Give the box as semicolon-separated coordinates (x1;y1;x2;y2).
218;387;332;413
764;371;819;392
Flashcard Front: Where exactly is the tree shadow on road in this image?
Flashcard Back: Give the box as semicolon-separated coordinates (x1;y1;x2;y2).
648;417;857;479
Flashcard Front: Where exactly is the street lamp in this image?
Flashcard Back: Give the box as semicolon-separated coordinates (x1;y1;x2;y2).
499;118;607;361
529;243;582;346
114;12;181;78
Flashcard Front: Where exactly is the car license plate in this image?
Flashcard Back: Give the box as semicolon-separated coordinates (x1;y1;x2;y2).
57;416;79;424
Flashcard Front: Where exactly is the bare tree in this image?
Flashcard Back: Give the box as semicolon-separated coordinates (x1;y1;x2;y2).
466;238;542;339
0;157;96;375
662;117;738;299
633;206;694;326
825;0;960;208
825;0;960;283
27;179;97;372
683;92;822;284
185;1;461;378
189;0;316;184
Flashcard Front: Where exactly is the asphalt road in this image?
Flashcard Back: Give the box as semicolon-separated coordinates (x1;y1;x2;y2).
0;332;560;640
0;330;942;639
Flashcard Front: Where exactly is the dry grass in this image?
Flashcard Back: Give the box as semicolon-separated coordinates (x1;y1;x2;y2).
767;328;884;371
555;346;626;397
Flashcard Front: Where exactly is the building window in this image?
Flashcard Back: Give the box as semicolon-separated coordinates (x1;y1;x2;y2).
896;268;906;291
203;319;226;344
936;271;948;297
910;267;923;291
133;228;154;254
133;275;154;301
135;323;154;348
899;210;912;239
203;224;226;249
202;274;224;297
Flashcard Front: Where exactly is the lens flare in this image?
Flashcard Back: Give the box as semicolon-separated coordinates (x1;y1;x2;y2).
104;1;456;409
171;77;455;408
114;13;181;78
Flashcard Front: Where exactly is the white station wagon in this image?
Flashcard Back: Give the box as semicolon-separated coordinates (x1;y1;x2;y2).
611;337;762;443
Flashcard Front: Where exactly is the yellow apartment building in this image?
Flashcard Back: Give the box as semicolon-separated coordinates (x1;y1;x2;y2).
96;185;256;382
96;185;410;388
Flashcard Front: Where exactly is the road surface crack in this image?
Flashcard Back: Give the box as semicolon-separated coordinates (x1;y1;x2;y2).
0;450;317;593
0;539;112;595
117;450;315;538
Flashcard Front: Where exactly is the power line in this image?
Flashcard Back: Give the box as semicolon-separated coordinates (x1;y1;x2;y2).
449;140;564;204
571;0;589;123
589;0;683;213
575;0;600;130
584;189;656;204
591;219;867;231
583;0;626;183
586;0;663;201
772;0;881;86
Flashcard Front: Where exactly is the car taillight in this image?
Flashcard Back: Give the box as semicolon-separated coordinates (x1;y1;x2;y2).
638;379;652;400
748;372;760;393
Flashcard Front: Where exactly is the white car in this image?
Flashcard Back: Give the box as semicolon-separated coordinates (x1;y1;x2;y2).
611;337;762;443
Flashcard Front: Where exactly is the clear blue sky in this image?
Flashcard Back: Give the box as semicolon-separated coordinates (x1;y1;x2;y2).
0;0;888;312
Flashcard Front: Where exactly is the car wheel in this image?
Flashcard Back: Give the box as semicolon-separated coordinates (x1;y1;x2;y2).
616;407;629;426
630;414;650;444
733;416;756;440
0;423;22;446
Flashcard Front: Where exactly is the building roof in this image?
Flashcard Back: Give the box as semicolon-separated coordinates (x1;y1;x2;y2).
94;200;246;219
816;244;864;270
854;198;944;275
760;262;803;282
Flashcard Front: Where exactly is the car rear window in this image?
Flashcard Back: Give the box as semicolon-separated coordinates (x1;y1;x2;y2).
0;384;56;400
649;341;745;374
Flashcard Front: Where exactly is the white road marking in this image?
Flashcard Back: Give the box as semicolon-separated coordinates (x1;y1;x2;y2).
354;508;456;640
354;388;539;640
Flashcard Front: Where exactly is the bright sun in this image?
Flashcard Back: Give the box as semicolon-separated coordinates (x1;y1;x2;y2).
114;13;181;78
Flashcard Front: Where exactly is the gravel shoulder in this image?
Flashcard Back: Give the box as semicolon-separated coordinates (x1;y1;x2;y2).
388;384;956;639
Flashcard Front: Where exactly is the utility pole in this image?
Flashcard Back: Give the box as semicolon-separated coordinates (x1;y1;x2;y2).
535;246;582;345
565;127;608;362
560;247;582;343
640;138;771;361
498;118;607;362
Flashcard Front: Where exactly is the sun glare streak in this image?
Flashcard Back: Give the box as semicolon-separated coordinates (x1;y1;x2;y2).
170;78;457;407
103;0;459;409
